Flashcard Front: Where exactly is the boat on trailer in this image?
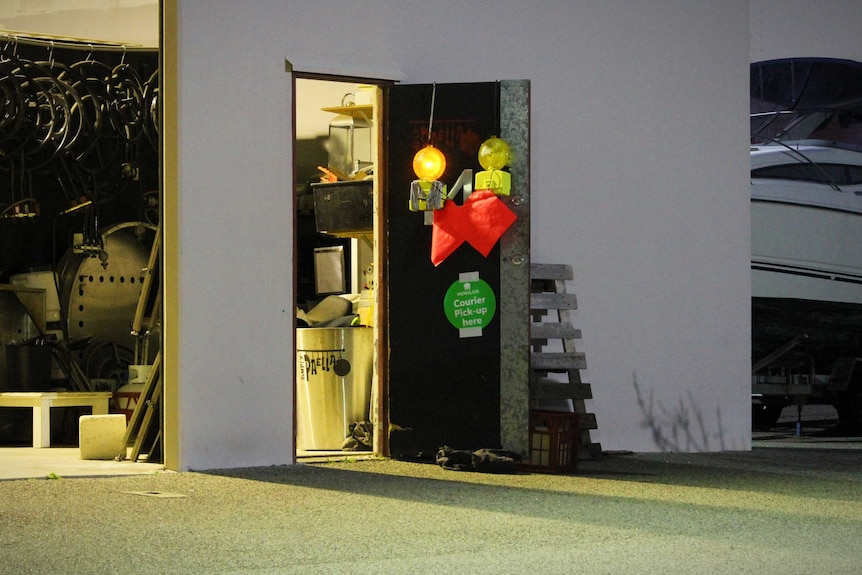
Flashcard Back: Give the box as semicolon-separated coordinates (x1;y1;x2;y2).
750;58;862;430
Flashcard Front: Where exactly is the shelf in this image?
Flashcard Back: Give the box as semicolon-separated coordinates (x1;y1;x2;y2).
320;104;373;117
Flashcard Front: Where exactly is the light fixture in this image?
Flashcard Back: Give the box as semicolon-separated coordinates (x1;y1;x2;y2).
477;136;510;171
412;145;446;182
409;83;448;214
475;136;511;196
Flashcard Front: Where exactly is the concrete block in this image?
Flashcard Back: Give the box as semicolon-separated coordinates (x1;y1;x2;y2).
79;414;126;460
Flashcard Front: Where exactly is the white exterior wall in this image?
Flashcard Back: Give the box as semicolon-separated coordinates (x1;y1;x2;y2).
176;0;751;462
751;0;862;63
10;1;862;470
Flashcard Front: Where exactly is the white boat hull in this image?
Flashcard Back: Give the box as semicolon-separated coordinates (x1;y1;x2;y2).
751;199;862;369
751;200;862;305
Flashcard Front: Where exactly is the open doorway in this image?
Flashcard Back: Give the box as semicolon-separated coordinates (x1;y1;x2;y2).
293;78;532;462
293;76;385;459
0;36;162;462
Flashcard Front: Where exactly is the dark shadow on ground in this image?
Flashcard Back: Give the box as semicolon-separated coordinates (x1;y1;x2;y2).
204;447;862;508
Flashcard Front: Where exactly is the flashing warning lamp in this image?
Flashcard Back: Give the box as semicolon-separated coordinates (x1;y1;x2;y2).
413;144;446;181
409;144;448;212
475;136;511;196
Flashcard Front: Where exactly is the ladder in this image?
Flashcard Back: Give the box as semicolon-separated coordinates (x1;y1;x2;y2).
122;225;162;462
530;263;602;459
120;351;162;462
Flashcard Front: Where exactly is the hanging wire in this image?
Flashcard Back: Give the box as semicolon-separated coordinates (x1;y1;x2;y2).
427;82;436;142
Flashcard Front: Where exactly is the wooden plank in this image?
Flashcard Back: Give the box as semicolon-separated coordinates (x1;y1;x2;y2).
531;352;587;370
130;379;161;461
530;379;593;400
530;263;573;281
0;391;111;405
146;429;163;461
578;413;598;430
132;225;160;336
531;292;577;311
121;351;162;450
531;322;581;340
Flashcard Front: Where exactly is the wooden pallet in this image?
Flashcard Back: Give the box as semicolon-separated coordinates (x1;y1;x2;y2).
530;263;601;459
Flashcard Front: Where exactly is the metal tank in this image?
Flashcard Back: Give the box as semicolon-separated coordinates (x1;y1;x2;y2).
296;327;373;451
0;285;50;391
55;221;159;382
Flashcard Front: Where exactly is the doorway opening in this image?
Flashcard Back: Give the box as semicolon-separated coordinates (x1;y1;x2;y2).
0;36;163;463
293;75;388;460
293;78;532;462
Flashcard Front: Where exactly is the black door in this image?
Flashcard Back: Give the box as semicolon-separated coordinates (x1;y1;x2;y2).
385;82;519;458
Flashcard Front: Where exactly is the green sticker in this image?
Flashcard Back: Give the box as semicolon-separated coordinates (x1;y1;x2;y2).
443;274;496;335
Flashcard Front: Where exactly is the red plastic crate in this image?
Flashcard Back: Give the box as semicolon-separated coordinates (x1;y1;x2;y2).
525;410;579;473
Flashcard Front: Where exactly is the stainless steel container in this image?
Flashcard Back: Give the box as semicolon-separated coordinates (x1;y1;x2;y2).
325;106;372;179
296;327;373;451
0;286;46;391
56;222;157;353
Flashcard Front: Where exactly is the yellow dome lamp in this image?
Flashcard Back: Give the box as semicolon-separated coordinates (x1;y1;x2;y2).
475;136;511;196
409;144;448;213
412;144;447;182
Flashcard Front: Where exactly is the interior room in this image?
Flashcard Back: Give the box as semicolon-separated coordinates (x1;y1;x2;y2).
0;38;162;464
293;78;379;458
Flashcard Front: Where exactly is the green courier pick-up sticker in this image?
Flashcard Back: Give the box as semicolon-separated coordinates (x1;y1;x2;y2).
443;272;496;338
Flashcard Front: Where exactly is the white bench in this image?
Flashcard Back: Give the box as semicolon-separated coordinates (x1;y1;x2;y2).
0;392;112;448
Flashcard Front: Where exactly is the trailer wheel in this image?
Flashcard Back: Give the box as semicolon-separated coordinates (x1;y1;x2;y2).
835;391;862;435
752;404;783;429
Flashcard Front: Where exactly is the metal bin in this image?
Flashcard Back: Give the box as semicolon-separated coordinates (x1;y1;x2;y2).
296;327;373;450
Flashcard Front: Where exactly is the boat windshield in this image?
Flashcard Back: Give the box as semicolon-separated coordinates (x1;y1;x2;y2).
751;58;862;145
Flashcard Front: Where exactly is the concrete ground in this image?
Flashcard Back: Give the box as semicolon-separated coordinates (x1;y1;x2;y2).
0;447;165;481
1;406;861;574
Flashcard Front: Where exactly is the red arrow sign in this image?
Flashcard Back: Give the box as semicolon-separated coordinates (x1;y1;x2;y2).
431;189;517;266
